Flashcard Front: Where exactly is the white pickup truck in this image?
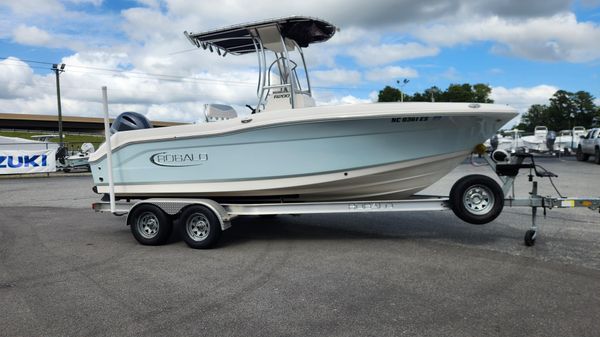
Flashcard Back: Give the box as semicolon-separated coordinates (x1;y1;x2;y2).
576;128;600;164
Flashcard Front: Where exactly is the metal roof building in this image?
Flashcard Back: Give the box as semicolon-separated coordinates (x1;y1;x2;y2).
0;113;184;133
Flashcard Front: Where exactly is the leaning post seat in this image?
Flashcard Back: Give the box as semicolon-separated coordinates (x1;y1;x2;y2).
203;104;238;122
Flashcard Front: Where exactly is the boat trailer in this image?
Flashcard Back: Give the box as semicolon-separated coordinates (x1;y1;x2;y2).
92;152;600;249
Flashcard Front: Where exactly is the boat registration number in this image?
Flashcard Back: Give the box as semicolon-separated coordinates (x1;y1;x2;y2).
391;116;442;123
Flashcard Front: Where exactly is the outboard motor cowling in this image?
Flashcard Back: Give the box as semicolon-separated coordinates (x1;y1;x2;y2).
546;131;557;152
110;112;153;134
490;135;499;151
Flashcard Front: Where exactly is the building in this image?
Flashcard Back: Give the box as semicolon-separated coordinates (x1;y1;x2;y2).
0;113;184;133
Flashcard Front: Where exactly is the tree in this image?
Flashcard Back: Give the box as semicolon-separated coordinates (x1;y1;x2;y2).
412;86;442;102
516;90;598;132
443;84;475;102
377;83;494;103
571;91;597;127
517;104;548;132
473;84;494;103
378;86;403;102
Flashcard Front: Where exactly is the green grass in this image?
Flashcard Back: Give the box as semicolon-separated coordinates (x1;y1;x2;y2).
0;130;105;151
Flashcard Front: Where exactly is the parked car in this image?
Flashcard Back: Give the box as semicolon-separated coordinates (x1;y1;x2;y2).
576;128;600;164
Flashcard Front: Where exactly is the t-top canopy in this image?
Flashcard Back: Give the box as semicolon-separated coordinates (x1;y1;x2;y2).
184;16;337;55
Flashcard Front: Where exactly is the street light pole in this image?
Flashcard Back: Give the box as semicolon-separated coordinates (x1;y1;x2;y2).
396;78;410;102
52;63;66;146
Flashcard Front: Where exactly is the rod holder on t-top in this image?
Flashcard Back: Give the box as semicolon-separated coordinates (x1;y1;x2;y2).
101;86;116;213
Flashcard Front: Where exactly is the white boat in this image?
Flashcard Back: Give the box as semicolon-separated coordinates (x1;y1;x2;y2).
554;127;587;153
522;126;549;152
89;16;517;202
569;126;587;150
63;143;94;172
487;129;525;153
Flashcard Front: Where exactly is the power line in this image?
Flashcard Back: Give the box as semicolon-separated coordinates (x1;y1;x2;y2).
0;56;255;85
0;56;369;91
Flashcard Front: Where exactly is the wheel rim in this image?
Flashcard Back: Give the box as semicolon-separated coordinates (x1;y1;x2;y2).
136;212;160;239
186;213;210;242
463;184;495;215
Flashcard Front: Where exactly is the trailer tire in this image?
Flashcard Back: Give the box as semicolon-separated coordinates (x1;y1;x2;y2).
180;205;221;249
450;175;504;225
576;146;589;161
129;204;173;245
524;230;536;246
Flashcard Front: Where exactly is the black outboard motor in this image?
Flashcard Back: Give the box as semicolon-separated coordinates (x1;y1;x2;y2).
546;131;556;152
110;111;153;134
490;135;499;151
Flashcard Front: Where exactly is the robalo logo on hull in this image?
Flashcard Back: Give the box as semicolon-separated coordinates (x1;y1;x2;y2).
150;152;209;167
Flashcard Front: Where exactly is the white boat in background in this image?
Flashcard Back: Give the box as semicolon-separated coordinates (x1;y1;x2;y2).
571;126;587;149
522;126;550;152
63;143;95;172
89;16;517;202
486;129;525;153
549;126;587;154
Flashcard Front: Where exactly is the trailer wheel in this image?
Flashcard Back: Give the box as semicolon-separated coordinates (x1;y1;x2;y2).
576;146;589;161
129;204;173;245
524;230;536;246
180;205;221;249
450;175;504;225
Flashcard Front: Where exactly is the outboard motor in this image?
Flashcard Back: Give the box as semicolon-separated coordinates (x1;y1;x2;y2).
546;131;557;152
490;135;499;151
110;111;153;134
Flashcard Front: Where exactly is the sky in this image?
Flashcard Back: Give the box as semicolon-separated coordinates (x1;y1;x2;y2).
1;0;600;126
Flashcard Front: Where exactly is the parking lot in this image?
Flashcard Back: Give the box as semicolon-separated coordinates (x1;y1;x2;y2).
1;156;599;337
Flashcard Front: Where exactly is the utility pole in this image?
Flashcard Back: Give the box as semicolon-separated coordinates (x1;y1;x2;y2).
396;78;410;102
52;63;66;146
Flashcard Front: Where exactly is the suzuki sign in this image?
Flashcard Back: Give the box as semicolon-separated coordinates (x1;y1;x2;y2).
0;149;57;174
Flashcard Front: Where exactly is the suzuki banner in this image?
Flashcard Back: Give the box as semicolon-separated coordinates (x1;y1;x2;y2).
0;149;57;174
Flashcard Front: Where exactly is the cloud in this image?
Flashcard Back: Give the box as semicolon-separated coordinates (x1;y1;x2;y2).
160;0;572;34
0;58;36;99
490;85;560;127
12;25;53;46
581;0;600;8
67;0;103;5
441;67;460;80
0;0;64;16
1;0;598;123
415;13;600;62
311;69;362;86
365;66;418;82
348;42;439;66
316;94;373;106
491;85;558;113
465;0;571;18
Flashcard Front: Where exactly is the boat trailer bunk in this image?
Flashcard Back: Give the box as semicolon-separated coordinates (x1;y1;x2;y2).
92;152;600;249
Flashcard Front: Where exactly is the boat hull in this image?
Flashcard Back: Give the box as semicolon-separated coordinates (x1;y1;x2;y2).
521;137;548;152
90;103;516;201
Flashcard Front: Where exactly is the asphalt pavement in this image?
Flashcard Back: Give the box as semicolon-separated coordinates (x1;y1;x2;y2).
1;156;599;337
